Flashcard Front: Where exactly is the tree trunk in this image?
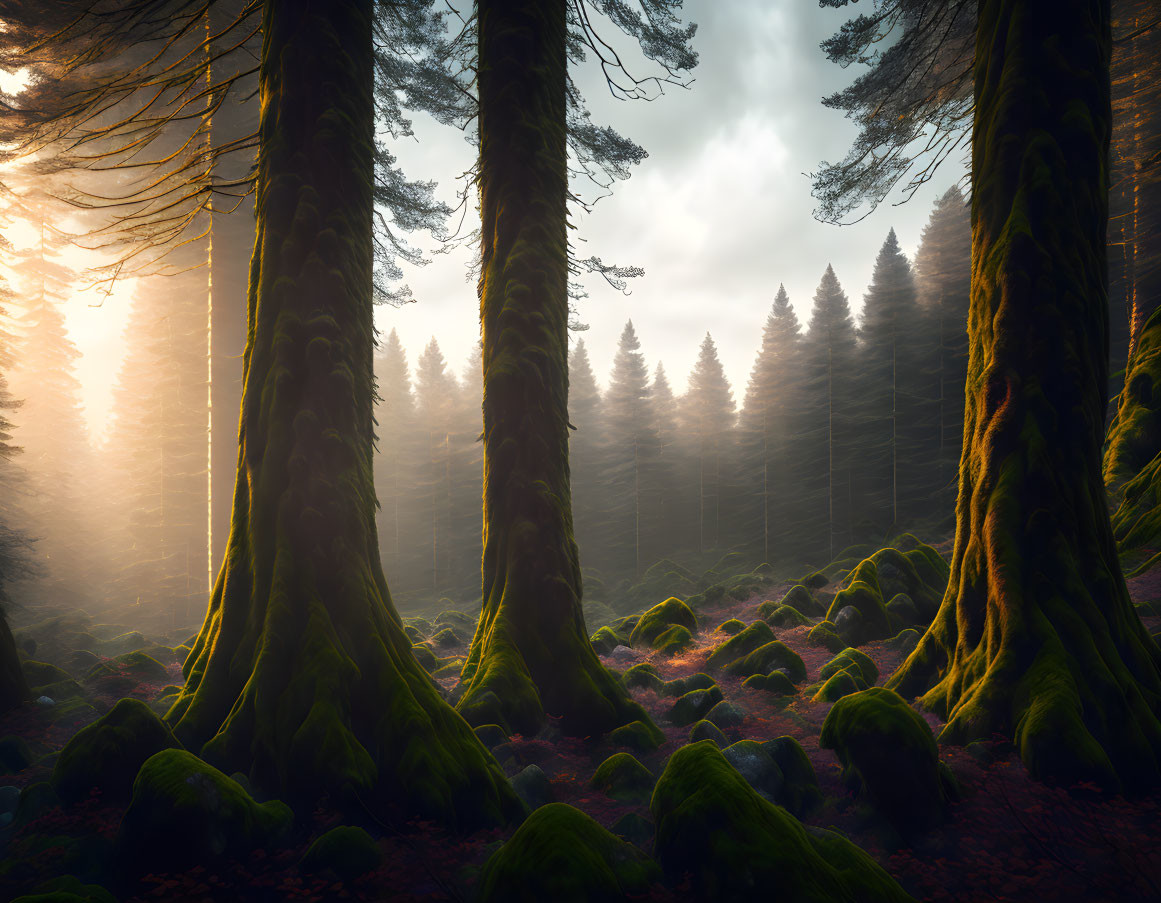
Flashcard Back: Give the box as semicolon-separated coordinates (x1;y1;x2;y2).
457;0;659;742
889;0;1161;793
0;612;28;713
168;0;519;829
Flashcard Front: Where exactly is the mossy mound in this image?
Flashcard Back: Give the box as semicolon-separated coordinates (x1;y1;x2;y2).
887;629;920;655
435;609;475;630
590;626;629;656
610;720;662;752
668;686;724;726
432;658;464;679
819;687;954;835
622;662;664;692
84;652;170;689
715;618;746;635
22;661;71;689
742;671;797;696
654;624;694;655
591;753;655;802
477;802;660;903
629;597;698;650
14;782;61;829
824;544;949;644
821;648;879;685
651;741;913;902
12;876;117;903
813;669;865;703
403;624;425;644
689;719;729;747
706;621;775;670
764;736;822;819
725;641;806;681
764;605;812;628
300;825;382;882
807;621;846;653
53;698;183;806
722;739;783;800
706;701;746;729
662;672;716;698
431;627;462;648
410;643;439;671
1106;305;1161;492
1111;449;1161;571
760;585;822;620
116;749;293;877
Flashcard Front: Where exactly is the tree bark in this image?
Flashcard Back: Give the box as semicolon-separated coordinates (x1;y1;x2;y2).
888;0;1161;792
168;0;519;829
457;0;659;741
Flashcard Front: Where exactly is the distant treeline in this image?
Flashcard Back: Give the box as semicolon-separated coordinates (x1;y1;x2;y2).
373;186;972;602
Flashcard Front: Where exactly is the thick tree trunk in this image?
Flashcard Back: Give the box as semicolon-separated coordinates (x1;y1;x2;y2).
168;0;519;829
457;0;659;741
888;0;1161;793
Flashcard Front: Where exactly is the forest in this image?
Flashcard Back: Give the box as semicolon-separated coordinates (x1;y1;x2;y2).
0;0;1158;901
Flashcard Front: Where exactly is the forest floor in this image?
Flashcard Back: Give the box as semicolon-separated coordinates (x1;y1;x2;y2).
1;566;1161;902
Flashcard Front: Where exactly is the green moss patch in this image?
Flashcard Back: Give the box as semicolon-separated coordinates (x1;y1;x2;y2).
743;671;798;696
300;825;382;882
654;624;694;655
764;736;822;819
591;753;655;802
629;597;698;650
477;802;660;903
715;618;746;635
706;621;775;670
807;621;846;653
813;669;865;703
609;720;662;752
661;672;716;698
725;640;806;681
589;626;629;656
667;686;724;726
622;662;664;692
821;648;879;685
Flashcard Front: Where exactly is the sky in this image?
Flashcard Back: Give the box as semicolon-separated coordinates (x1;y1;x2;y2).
34;0;965;436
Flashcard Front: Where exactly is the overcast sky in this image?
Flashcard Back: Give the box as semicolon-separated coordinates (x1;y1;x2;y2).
61;0;966;436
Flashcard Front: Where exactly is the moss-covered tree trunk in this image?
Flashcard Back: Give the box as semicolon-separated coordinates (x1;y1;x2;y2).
456;0;658;741
167;0;519;829
888;0;1161;793
0;612;28;713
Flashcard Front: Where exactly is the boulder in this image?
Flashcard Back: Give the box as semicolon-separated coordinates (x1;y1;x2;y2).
300;825;383;882
591;753;655;802
706;621;775;670
667;686;723;726
629;598;698;650
512;764;554;811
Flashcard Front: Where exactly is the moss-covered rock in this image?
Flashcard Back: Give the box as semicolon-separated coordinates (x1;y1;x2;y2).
807;621;845;653
887;628;920;655
813;669;864;703
477;803;660;903
53;698;183;805
0;735;33;773
651;741;914;901
764;736;822;819
590;626;629;656
116;749;293;876
723;739;783;800
622;662;664;692
706;701;746;729
629;597;697;650
885;593;921;627
611;811;654;847
403;624;425;644
760;585;822;620
410;643;439;671
432;626;463;648
300;825;382;882
435;609;475;631
22;661;71;689
803;571;830;589
689;719;729;747
667;686;724;726
591;753;655;802
474;723;508;749
764;605;811;628
14;781;61;829
715;618;746;636
706;621;775;670
819;687;954;835
610;720;662;752
12;876;117;903
653;624;694;655
742;670;797;696
512;764;554;811
662;672;716;698
432;658;464;679
83;652;170;691
821;648;879;685
725;641;806;681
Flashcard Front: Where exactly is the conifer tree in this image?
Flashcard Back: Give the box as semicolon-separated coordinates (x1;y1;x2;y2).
373;329;414;581
413;338;459;593
739;284;804;565
802;265;858;562
681;333;736;556
567;338;604;572
855;228;925;535
447;341;485;596
647;362;683;563
913;185;971;509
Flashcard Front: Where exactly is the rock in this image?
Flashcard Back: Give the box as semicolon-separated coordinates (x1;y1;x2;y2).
21;660;71;688
629;597;698;650
764;736;823;819
885;593;921;626
36;695;55;707
411;643;439;671
474;723;509;749
743;670;797;696
706;701;746;729
706;621;775;670
819;687;955;836
52;697;183;806
64;650;101;676
662;672;716;697
723;740;784;801
611;812;654;847
0;735;34;773
803;572;830;589
591;753;655;802
300;825;383;882
888;628;920;655
650;741;913;902
512;764;554;811
760;585;822;620
715;618;747;635
807;622;845;653
653;624;694;655
435;609;475;630
689;719;729;747
820;648;879;685
833;605;864;644
432;626;463;648
403;624;425;643
622;662;664;691
0;784;19;814
590;626;629;655
14;782;61;829
725;641;806;681
765;605;812;628
608;645;637;661
116;749;293;877
477;803;660;903
667;686;724;726
609;720;662;752
813;669;864;703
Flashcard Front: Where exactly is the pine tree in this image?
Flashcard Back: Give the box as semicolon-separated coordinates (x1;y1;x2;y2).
447;341;484;596
646;362;683;564
802;265;858;563
681;333;736;556
854;229;925;536
413;338;459;593
913;186;971;510
372;329;414;582
567;338;604;573
739;284;804;565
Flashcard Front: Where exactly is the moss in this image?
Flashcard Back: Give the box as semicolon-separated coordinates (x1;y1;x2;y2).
715;618;746;635
622;662;664;692
706;621;775;670
589;626;628;656
765;585;822;619
0;734;33;772
435;609;475;630
689;719;729;747
803;571;830;588
609;720;662;752
116;749;293;877
84;652;170;687
300;825;382;882
742;670;797;696
813;669;864;703
706;700;746;728
764;736;822;819
667;686;724;726
403;625;425;644
807;622;846;653
662;672;716;697
22;661;71;688
887;628;920;655
653;624;694;655
725;641;806;681
53;698;183;806
13;877;116;903
821;648;879;685
410;643;439;671
764;604;811;628
819;688;952;835
477;803;660;903
431;627;462;648
629;597;698;649
591;753;655;802
432;658;464;679
651;741;914;901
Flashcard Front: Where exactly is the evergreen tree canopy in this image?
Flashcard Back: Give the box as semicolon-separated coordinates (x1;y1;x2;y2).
681;333;735;554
